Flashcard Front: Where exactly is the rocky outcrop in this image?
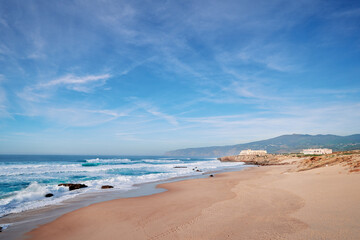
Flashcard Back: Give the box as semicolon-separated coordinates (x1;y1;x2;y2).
101;185;114;189
58;183;88;191
45;193;54;197
219;151;360;173
218;154;290;166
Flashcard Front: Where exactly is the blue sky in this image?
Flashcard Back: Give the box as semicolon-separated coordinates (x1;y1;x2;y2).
0;0;360;155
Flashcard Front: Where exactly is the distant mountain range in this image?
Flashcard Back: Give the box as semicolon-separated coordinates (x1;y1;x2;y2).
165;134;360;157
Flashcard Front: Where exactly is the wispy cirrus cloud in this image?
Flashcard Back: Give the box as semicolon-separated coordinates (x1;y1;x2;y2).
218;43;299;73
128;98;179;126
0;75;10;118
18;105;129;127
144;107;178;126
18;74;111;101
331;8;360;18
14;73;117;127
175;102;360;145
38;74;111;91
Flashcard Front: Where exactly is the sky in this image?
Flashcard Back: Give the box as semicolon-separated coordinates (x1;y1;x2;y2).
0;0;360;155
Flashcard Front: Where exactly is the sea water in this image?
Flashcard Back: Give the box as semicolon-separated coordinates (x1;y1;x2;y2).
0;155;244;218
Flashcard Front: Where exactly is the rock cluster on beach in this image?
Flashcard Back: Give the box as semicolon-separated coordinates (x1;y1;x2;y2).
192;167;202;172
101;185;114;189
58;183;88;191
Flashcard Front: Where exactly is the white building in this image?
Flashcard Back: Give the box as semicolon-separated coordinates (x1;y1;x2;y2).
302;148;332;155
239;149;267;155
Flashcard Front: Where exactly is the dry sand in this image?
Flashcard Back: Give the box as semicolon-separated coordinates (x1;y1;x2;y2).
27;164;360;240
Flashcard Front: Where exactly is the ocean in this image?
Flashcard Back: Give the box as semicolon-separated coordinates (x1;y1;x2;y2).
0;155;244;219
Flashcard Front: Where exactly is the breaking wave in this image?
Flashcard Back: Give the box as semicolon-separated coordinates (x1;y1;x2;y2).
0;156;244;217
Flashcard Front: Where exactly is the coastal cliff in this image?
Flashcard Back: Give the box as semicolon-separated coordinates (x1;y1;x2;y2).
219;151;360;173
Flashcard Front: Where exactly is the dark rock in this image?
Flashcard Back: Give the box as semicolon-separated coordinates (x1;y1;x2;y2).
69;184;87;191
174;166;187;168
209;174;214;177
45;193;54;197
196;169;202;172
0;226;2;232
58;183;88;191
71;185;86;191
101;185;114;189
58;183;72;187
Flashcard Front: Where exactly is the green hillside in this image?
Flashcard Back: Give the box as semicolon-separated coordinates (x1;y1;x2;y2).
165;134;360;157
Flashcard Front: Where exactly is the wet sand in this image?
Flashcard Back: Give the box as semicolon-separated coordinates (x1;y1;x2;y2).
27;164;360;240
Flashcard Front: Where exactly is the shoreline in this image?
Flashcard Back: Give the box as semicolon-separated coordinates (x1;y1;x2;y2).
25;163;360;240
0;165;247;240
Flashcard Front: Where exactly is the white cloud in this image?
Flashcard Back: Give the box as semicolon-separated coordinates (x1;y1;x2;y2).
144;104;356;149
0;17;8;28
0;88;9;117
180;103;360;139
128;98;179;126
18;74;111;102
331;8;360;18
19;106;128;127
0;75;11;118
38;74;111;90
236;47;297;72
145;108;178;126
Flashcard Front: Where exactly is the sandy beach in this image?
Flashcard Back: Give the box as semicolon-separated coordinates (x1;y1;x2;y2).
26;162;360;240
2;0;359;239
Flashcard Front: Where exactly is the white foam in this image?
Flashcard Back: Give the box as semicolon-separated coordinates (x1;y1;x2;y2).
142;159;182;163
0;158;244;218
0;223;11;230
86;158;131;163
0;182;80;217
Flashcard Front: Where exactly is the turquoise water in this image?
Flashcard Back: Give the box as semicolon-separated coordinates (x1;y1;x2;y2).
0;155;244;217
